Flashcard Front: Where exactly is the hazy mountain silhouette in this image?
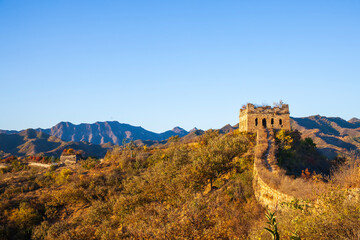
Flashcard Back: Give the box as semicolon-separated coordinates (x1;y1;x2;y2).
34;121;189;145
0;122;190;158
0;129;111;158
0;130;18;135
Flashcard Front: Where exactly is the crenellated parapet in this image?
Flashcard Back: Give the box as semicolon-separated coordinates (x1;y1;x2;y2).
239;103;290;132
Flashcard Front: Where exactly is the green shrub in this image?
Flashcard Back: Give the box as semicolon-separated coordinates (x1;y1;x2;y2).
81;157;100;170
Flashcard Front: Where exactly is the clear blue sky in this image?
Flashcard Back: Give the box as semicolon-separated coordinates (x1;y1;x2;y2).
1;0;359;133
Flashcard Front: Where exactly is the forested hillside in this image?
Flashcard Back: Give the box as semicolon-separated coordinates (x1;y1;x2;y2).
0;130;262;239
1;129;360;239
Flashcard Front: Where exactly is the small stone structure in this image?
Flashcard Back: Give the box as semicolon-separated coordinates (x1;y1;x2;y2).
239;103;291;132
0;163;9;169
60;154;80;165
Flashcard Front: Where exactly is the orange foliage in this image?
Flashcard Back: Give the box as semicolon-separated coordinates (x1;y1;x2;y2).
301;168;311;180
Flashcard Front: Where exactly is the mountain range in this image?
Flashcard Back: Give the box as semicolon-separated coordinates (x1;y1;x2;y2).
37;121;189;145
290;116;360;158
1;121;189;145
0;122;191;158
0;129;111;158
0;117;359;159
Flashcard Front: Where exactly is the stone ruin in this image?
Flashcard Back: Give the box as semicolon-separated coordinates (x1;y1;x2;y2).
60;154;80;165
239;103;291;132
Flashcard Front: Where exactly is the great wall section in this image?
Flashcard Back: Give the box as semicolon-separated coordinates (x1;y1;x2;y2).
244;103;360;211
252;128;296;210
238;103;298;210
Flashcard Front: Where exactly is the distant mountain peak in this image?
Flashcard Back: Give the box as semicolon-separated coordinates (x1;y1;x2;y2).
349;117;360;123
190;127;198;133
58;121;74;125
219;124;236;134
172;127;186;133
19;128;40;139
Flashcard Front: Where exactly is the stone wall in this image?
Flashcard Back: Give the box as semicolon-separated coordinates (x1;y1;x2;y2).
252;129;296;210
253;162;295;210
251;122;360;211
28;162;59;168
60;155;79;165
238;104;298;210
239;103;290;132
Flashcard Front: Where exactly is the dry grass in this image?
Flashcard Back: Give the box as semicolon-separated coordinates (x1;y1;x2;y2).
255;161;327;199
254;143;268;160
256;148;360;201
254;132;328;200
331;155;360;188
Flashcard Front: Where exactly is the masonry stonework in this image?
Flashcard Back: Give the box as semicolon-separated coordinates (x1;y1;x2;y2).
60;155;80;165
242;103;360;211
239;103;291;132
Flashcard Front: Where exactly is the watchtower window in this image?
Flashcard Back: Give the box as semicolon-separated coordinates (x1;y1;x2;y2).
255;118;258;126
271;118;274;125
262;118;267;128
279;119;283;126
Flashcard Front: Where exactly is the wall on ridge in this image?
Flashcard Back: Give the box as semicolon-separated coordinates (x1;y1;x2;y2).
252;129;295;210
252;129;360;211
253;162;294;210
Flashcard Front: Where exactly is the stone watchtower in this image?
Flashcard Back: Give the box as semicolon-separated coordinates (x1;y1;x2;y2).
239;103;291;132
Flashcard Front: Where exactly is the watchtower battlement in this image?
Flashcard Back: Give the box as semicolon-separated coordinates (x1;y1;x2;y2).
239;103;290;132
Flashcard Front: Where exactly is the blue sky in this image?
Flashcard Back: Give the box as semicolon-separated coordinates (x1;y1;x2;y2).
0;0;359;132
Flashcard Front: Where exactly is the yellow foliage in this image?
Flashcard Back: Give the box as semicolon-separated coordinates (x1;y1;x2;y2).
312;173;324;182
56;168;73;184
0;129;262;239
276;129;293;150
8;202;39;229
188;142;200;149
